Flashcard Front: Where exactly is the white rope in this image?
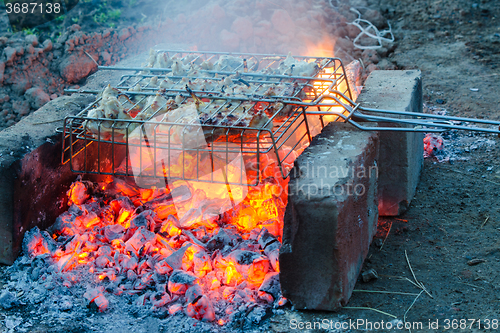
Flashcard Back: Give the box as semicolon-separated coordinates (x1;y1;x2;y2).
328;0;339;10
348;8;394;50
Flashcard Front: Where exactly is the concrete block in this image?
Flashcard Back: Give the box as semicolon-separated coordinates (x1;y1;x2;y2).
0;96;94;265
0;50;158;265
279;122;379;310
356;70;423;216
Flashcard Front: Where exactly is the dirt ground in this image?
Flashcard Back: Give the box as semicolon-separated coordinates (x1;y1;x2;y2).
1;0;500;332
273;0;500;332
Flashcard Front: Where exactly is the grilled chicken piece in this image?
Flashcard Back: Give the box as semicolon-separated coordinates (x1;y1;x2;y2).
135;94;175;120
278;52;319;77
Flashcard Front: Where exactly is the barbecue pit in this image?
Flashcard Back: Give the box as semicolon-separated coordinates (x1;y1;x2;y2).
2;49;500;327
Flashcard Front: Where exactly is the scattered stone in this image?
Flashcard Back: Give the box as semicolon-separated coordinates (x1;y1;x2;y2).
25;34;38;47
119;28;132;41
4;46;17;63
0;61;5;84
12;100;30;116
363;9;386;28
42;40;52;52
101;51;112;64
70;24;81;32
59;53;98;83
25;87;51;109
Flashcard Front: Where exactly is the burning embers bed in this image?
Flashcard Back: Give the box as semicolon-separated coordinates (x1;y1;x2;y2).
11;151;290;328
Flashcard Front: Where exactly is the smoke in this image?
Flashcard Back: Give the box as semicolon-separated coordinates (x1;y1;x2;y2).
156;0;342;55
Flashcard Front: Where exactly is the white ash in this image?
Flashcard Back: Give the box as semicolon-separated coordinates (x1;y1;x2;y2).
423;105;497;162
1;256;277;332
0;176;288;332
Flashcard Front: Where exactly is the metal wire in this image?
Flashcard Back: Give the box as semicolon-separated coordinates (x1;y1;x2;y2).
60;50;500;186
302;90;500;134
60;51;351;186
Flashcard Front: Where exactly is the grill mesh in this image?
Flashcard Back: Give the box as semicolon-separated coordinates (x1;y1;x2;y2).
60;51;352;186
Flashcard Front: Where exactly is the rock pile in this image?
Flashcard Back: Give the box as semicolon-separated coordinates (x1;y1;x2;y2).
0;0;396;130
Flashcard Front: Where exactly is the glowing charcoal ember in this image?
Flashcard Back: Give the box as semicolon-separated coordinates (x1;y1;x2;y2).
200;271;221;290
265;248;280;272
193;250;212;278
109;179;140;197
150;292;171;308
225;250;270;286
127;210;158;231
95;255;114;268
117;254;138;271
186;295;216;321
234;207;259;233
154;259;172;275
178;205;219;230
115;209;132;227
152;204;178;220
97;246;112;257
90;294;108;312
97;270;117;282
185;285;203;303
257;228;281;271
134;271;154;290
424;133;444;158
67;180;92;205
223;262;243;287
205;228;235;252
155;235;174;256
163;247;187;271
257;291;274;304
168;303;183;315
109;197;135;215
127;270;137;282
103;224;126;242
168;270;197;295
49;212;78;236
258;219;282;240
137;258;151;274
111;239;125;251
83;288;101;302
159;218;182;237
23;227;57;257
258;272;280;300
257;228;277;249
34;139;293;321
124;227;155;256
78;212;100;229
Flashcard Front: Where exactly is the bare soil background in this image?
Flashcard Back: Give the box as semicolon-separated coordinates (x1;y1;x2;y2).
1;0;500;332
275;0;500;332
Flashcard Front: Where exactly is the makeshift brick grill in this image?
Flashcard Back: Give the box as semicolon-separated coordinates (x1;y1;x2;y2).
23;50;360;321
15;51;500;324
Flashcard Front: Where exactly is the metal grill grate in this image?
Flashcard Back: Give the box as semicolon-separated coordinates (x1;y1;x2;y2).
60;51;353;186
